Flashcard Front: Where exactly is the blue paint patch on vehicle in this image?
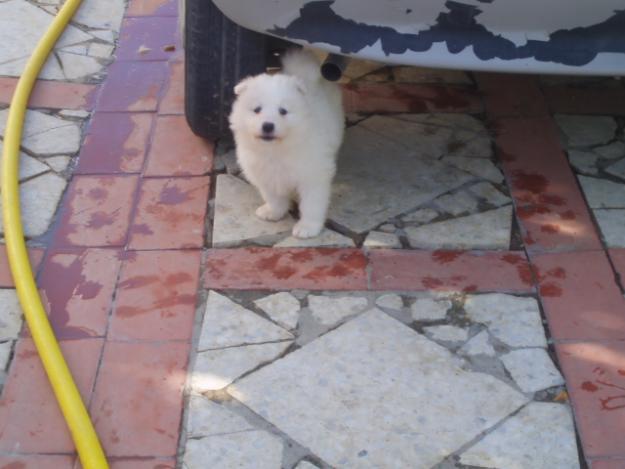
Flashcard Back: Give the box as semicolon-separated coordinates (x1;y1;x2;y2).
269;0;625;66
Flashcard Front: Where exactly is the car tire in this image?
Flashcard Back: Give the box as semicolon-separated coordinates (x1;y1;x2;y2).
184;0;269;139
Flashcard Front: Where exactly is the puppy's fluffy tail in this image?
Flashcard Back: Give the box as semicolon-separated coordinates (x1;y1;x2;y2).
281;49;322;86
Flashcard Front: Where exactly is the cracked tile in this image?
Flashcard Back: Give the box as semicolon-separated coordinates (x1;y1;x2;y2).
443;156;504;183
595;209;625;247
568;149;599;175
73;0;125;32
434;191;479;216
402;207;439;225
375;294;403;311
595;141;625;160
212;174;294;248
275;229;355;248
199;291;293;351
605;158;625;181
307;294;369;327
464;294;547;348
0;109;81;155
578;176;625;208
44;155;71;173
230;310;527;468
411;297;451;321
363;231;402;249
460;403;579;469
254;292;301;330
424;325;468;343
183;430;283;469
329;118;474;233
0;290;21;340
0;0;92;76
555;115;616;147
468;182;511;206
501;349;565;393
458;330;496;357
191;342;291;392
0;143;49;181
186;395;253;438
0;172;66;238
0;341;11;372
294;461;320;469
405;206;512;250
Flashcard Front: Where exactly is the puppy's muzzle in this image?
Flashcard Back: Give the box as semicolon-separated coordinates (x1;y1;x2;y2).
260;122;276;141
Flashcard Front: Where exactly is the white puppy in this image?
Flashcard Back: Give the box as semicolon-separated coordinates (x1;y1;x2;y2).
229;49;345;238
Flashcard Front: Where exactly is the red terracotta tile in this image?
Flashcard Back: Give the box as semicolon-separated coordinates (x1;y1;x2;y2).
609;249;625;291
494;116;601;251
204;248;368;290
557;341;625;458
89;342;189;457
126;0;178;16
76;456;175;469
342;83;482;114
128;177;209;249
109;250;200;341
0;246;44;287
476;72;548;118
116;17;178;62
158;61;184;115
97;62;168;112
38;249;121;339
592;460;625;469
543;85;625;116
0;338;103;453
144;115;213;176
0;455;74;468
55;175;139;247
532;251;625;341
76;113;154;174
0;77;95;110
369;249;533;292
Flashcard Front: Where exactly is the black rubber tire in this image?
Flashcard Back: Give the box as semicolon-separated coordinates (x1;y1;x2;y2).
184;0;268;139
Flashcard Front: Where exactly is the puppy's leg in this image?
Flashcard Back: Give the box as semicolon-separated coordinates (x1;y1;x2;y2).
255;187;290;222
292;180;331;238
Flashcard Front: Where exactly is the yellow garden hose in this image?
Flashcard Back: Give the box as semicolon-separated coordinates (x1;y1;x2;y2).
1;0;108;467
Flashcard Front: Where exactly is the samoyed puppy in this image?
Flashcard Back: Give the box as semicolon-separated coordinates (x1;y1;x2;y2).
229;49;345;238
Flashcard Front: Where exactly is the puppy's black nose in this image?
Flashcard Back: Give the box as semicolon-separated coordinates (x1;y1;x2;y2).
262;122;275;134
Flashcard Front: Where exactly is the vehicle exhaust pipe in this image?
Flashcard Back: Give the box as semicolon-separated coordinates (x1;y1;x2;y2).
321;53;349;81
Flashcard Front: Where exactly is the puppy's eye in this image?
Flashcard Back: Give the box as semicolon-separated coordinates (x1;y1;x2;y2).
279;108;288;116
253;106;261;114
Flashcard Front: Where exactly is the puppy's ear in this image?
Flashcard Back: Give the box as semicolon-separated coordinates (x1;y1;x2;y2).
234;77;252;96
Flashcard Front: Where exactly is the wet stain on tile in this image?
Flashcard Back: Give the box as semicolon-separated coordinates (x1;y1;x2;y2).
159;184;190;205
110;251;201;340
98;62;168;112
432;250;464;264
77;113;153;174
87;211;116;229
128;177;209;249
540;283;563;297
38;250;121;338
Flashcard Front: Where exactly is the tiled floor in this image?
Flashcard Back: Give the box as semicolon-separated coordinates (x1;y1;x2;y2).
1;0;625;468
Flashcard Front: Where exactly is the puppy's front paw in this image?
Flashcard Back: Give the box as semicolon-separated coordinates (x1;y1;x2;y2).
292;220;323;239
256;204;286;222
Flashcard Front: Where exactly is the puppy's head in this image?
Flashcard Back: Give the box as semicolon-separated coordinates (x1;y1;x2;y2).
229;73;308;144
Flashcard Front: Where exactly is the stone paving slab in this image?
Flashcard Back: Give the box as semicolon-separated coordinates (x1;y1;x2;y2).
211;112;511;250
184;290;577;468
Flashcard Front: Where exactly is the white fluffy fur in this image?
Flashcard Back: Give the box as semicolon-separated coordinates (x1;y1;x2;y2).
229;49;345;238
